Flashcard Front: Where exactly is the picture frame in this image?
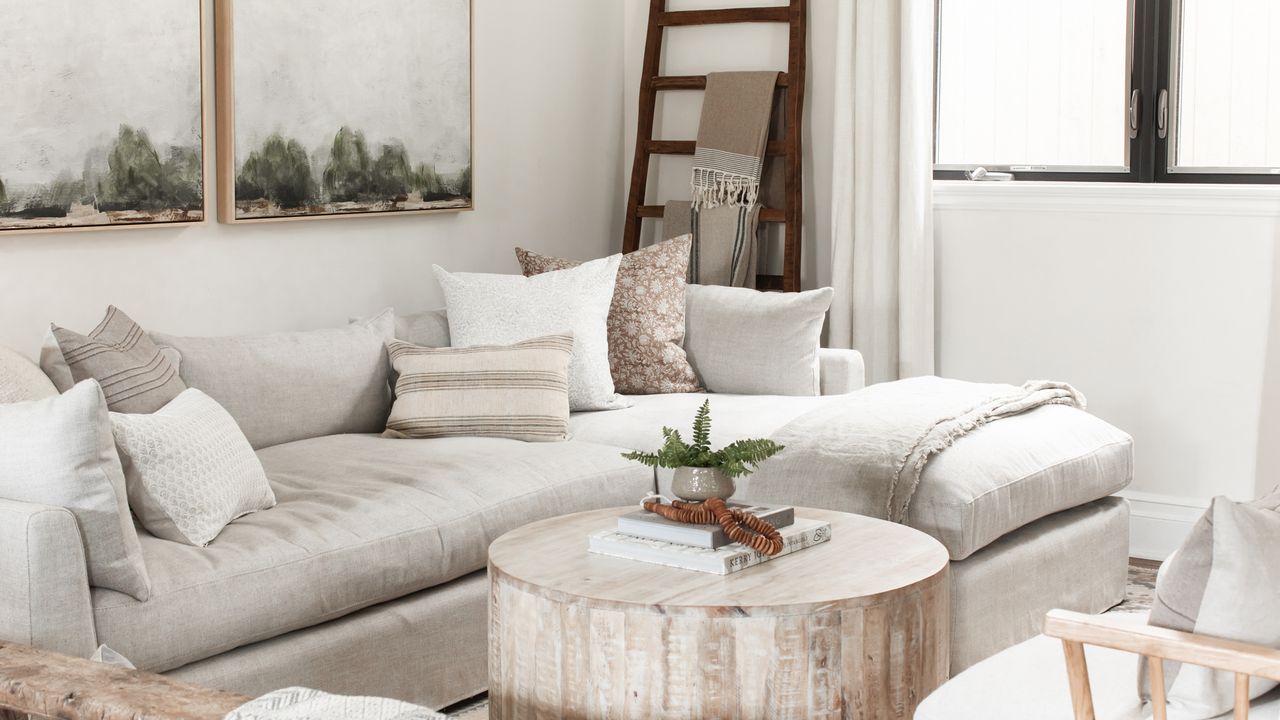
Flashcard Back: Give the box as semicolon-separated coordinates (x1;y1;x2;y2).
214;0;475;224
0;0;208;235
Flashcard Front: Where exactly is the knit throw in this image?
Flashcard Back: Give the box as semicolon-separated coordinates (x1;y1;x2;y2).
690;72;778;209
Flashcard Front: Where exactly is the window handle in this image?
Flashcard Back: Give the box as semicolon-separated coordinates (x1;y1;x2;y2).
1157;89;1169;140
1128;88;1141;138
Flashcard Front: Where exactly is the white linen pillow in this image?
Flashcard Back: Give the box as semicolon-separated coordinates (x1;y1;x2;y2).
683;284;834;395
0;380;151;600
1141;495;1280;718
110;389;277;547
433;256;627;411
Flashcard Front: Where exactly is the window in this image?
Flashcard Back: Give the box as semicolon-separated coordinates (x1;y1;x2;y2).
934;0;1280;183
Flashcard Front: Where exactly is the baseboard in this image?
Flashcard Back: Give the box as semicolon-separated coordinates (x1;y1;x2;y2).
1120;490;1207;561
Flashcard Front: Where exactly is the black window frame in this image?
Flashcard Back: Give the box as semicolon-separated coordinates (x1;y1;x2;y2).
933;0;1280;184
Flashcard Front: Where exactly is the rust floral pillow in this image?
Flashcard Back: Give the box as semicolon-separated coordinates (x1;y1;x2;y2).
516;236;702;395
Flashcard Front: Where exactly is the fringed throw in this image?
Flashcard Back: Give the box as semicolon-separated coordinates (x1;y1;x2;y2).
690;72;778;209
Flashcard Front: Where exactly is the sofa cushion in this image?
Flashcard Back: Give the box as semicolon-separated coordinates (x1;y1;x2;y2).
90;434;652;673
684;285;832;395
571;394;1131;559
0;380;152;601
909;404;1132;559
151;311;394;449
0;346;57;403
914;613;1280;720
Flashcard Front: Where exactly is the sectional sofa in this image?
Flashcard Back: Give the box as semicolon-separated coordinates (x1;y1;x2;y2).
0;308;1131;710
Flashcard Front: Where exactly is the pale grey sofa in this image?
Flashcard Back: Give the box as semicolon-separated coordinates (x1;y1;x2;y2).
0;319;1131;710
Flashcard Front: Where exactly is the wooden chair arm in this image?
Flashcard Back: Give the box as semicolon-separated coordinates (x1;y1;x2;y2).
1044;609;1280;682
0;641;249;720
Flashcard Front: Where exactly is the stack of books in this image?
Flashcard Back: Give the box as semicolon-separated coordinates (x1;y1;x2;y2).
588;502;831;575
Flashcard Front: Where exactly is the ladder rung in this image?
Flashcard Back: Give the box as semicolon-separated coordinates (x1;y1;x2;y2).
637;205;786;223
657;7;791;26
755;274;785;291
647;140;786;156
651;73;788;90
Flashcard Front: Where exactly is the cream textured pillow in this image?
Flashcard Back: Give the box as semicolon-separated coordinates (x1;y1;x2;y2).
1141;495;1280;717
515;236;702;395
110;389;276;547
384;335;573;442
684;285;833;395
0;380;151;600
433;256;627;411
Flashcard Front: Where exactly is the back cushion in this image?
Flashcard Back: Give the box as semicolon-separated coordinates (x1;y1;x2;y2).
151;310;394;449
396;308;450;348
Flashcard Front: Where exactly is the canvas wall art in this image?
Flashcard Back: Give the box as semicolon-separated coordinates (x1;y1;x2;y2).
216;0;472;223
0;1;205;233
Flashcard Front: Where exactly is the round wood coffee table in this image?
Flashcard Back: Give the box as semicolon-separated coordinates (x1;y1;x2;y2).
488;507;950;719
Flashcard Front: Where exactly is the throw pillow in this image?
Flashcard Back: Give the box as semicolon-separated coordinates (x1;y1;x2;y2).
151;309;395;450
44;306;187;413
1141;495;1280;717
0;346;57;403
110;389;277;547
383;334;573;442
0;380;151;600
433;256;627;411
515;236;702;395
683;284;833;395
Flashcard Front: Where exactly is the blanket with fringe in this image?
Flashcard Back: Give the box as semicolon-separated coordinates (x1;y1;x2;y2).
738;377;1087;522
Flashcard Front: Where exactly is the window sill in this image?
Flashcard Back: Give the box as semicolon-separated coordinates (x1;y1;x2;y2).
932;180;1280;217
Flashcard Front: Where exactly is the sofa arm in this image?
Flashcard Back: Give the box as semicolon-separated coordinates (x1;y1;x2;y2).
0;499;97;657
819;348;865;395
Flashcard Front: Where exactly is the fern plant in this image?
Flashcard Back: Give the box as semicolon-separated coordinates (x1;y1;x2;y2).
621;400;784;479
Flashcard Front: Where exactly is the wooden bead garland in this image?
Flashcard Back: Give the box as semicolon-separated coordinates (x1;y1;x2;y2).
641;496;784;555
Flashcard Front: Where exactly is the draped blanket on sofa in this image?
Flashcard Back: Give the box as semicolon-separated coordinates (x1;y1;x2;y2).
740;377;1086;522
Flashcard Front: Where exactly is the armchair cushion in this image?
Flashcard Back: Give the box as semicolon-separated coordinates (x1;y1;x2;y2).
915;613;1280;720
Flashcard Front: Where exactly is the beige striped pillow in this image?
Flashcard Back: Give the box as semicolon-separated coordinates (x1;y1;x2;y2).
384;334;573;442
47;306;187;413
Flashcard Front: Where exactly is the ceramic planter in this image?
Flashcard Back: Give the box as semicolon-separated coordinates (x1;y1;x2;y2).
670;466;735;502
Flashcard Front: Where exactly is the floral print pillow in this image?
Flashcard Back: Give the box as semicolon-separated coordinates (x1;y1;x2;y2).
516;236;702;395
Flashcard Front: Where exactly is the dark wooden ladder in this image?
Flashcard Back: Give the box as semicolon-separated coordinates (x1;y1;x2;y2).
622;0;807;292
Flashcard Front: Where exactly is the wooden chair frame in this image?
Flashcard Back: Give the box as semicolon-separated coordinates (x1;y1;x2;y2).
1045;610;1280;720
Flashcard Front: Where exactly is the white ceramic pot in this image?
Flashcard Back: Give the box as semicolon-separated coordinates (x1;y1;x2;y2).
670;466;735;502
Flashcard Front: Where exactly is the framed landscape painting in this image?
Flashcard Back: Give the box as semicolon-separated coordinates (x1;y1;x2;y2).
0;1;206;234
216;0;473;223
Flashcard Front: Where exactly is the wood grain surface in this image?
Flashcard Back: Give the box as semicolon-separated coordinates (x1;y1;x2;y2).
0;642;248;720
489;507;950;719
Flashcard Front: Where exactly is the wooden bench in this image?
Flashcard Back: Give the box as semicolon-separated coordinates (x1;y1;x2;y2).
0;641;248;720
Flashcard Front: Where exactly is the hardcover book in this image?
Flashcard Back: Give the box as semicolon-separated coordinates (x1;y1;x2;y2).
616;502;795;549
588;517;831;575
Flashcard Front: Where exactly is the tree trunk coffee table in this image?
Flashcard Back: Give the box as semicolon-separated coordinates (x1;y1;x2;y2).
488;507;950;719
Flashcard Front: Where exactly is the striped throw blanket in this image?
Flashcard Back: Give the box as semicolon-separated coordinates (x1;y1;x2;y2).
664;71;777;288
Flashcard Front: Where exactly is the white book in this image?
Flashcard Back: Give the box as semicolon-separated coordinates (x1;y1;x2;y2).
588;518;831;575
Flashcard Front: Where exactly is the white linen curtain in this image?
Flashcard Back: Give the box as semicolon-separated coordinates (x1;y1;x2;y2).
827;0;935;384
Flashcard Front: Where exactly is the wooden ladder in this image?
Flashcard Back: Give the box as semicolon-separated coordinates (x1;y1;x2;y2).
622;0;807;292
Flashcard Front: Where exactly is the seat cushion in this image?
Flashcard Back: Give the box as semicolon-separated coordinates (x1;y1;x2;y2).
91;434;652;673
914;614;1280;720
909;404;1132;559
575;394;1131;559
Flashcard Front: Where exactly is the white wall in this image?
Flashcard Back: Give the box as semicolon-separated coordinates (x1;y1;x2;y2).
936;182;1280;558
0;0;625;354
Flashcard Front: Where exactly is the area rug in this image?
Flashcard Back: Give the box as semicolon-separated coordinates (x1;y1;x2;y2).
442;560;1160;718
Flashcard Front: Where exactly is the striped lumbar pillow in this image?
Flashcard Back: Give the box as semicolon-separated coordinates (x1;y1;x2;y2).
47;306;187;414
383;334;573;442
